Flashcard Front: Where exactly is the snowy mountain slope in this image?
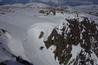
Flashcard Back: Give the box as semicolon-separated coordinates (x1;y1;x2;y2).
0;3;98;65
24;23;60;65
0;31;13;62
0;4;65;65
0;29;28;61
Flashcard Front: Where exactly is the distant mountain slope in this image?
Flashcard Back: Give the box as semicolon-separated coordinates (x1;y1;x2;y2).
0;0;97;6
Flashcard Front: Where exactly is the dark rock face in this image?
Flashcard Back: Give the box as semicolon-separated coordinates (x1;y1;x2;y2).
16;56;33;65
0;56;33;65
39;31;44;39
0;62;6;65
44;17;98;65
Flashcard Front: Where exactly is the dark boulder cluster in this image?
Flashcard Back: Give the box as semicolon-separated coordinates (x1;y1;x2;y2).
44;17;98;65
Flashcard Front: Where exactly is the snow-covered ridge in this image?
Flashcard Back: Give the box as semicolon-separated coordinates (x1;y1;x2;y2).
0;3;50;16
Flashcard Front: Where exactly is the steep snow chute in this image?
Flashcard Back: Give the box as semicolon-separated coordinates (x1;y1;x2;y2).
4;31;30;62
0;29;14;62
0;29;34;65
0;29;29;62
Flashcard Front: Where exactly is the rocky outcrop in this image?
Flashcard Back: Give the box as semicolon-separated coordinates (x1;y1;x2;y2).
44;17;98;65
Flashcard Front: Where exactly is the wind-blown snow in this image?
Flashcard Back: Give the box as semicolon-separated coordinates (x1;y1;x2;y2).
0;32;13;62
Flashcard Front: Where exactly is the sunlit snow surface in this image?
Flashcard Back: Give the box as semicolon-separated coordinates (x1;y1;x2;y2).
24;23;60;65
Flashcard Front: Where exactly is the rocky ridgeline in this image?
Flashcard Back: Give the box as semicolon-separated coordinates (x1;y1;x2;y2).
44;17;98;65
